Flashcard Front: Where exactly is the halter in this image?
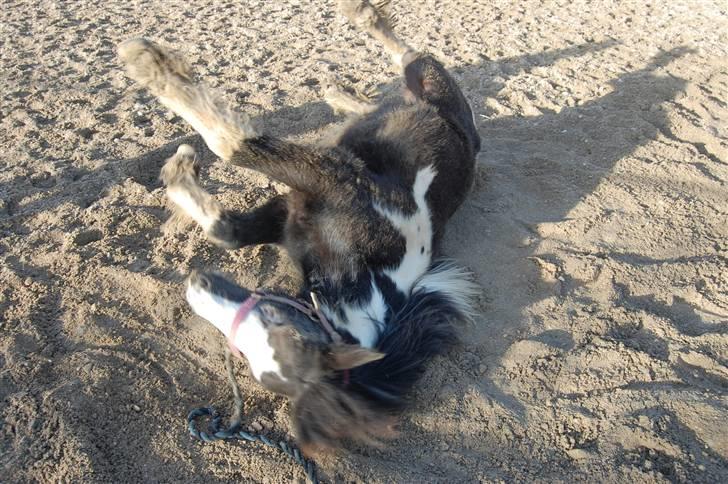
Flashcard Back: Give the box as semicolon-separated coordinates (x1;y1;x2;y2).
227;291;343;359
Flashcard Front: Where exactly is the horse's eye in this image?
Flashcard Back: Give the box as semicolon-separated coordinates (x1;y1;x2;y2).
260;305;284;325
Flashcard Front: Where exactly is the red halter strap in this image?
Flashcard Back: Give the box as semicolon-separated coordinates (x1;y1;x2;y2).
227;291;342;359
228;293;262;358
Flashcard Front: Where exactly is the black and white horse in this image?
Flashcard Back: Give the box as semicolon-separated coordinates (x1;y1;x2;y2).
119;0;480;451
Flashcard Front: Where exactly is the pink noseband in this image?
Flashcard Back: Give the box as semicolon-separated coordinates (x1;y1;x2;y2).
227;293;262;358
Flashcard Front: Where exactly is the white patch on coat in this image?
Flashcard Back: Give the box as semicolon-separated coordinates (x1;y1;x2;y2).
185;282;283;381
374;165;437;294
321;277;387;349
167;186;218;232
414;261;479;320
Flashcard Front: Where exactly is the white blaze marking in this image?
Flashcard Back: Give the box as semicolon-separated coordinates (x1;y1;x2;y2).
185;282;283;381
375;166;436;294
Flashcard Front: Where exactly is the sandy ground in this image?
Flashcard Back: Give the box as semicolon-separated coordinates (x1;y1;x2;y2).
1;0;727;482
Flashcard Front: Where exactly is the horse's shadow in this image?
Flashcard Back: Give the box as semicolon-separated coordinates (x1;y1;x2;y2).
446;45;692;413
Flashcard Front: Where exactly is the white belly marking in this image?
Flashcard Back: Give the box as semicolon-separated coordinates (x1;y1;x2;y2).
374;165;436;294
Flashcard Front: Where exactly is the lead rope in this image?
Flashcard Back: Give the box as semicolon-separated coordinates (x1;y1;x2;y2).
187;347;319;483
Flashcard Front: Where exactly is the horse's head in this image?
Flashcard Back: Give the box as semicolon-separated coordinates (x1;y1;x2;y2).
185;270;392;450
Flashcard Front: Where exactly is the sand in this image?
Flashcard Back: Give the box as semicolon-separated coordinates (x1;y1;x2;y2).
1;0;727;482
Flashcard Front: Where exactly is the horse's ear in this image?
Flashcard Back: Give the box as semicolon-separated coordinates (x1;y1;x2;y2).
328;344;384;370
